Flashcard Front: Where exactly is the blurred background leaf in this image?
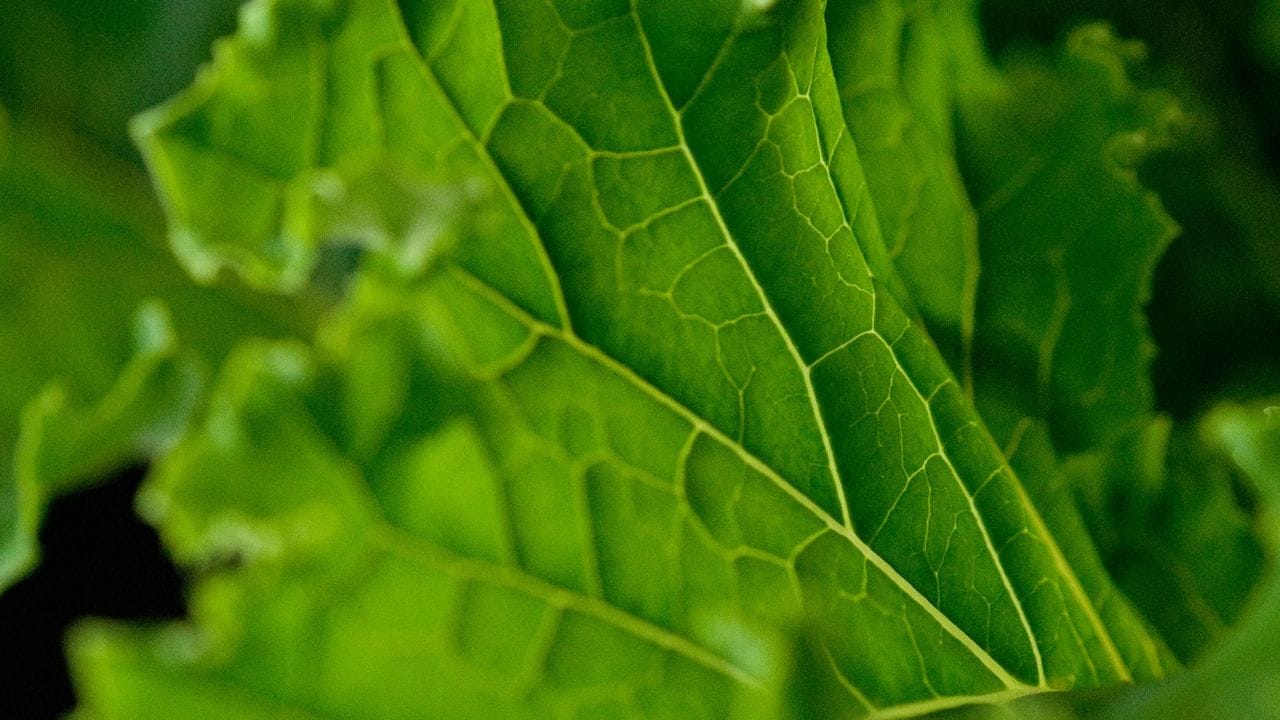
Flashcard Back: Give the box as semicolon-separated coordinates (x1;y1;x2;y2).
0;0;319;600
979;0;1280;417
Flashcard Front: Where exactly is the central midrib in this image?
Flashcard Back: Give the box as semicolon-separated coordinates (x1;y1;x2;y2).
627;1;857;540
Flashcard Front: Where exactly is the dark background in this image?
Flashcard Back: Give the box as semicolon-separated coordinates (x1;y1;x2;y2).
0;468;183;717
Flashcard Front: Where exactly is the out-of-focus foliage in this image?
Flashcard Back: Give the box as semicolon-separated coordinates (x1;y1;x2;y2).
982;0;1280;417
0;0;316;586
1;0;1277;718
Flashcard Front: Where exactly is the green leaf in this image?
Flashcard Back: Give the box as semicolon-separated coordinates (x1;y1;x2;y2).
977;0;1280;417
935;18;1271;685
825;0;982;379
1068;418;1265;662
74;277;793;720
956;25;1178;453
825;8;1178;451
0;0;324;588
68;1;1191;717
945;402;1280;720
1129;401;1280;719
2;304;201;585
0;110;315;588
826;4;1183;682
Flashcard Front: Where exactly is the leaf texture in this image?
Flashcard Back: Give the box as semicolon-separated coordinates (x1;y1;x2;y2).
830;3;1183;682
64;1;1193;718
938;402;1280;720
825;0;981;380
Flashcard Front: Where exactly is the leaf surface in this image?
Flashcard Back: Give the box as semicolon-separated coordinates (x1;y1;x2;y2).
67;1;1190;717
826;3;1184;681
